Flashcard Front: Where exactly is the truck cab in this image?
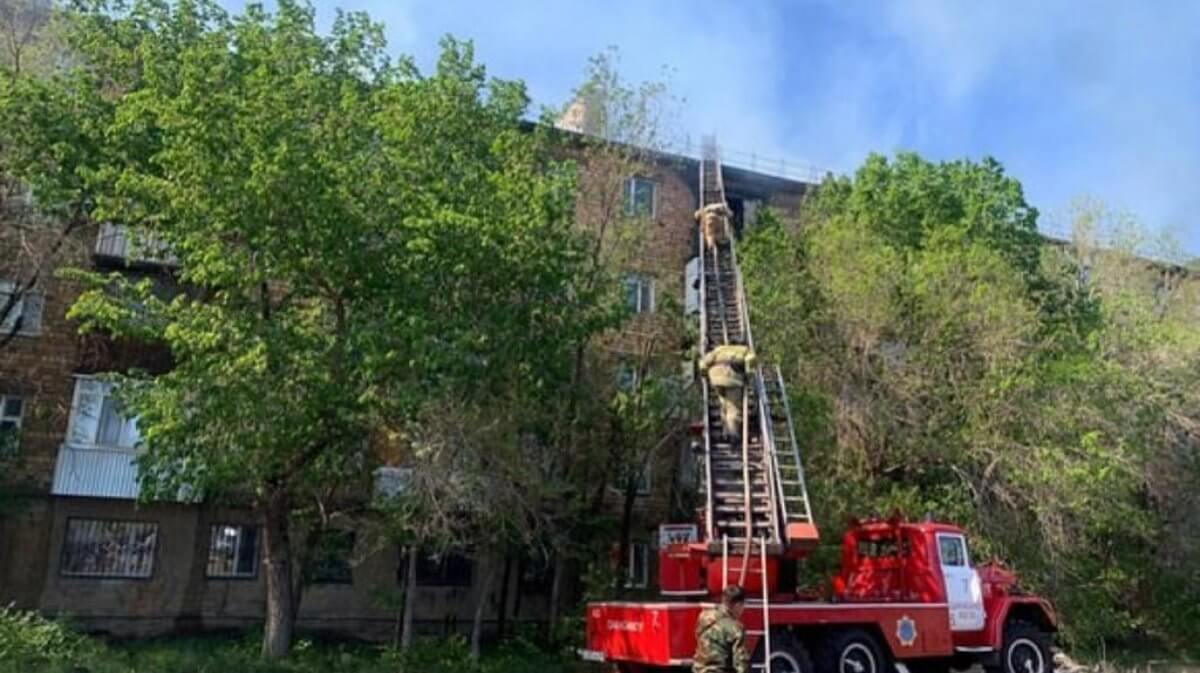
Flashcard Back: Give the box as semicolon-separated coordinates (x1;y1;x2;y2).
832;518;1057;672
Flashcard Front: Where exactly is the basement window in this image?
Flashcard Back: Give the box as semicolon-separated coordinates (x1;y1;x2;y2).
206;524;259;579
624;177;656;218
60;518;158;578
416;551;474;587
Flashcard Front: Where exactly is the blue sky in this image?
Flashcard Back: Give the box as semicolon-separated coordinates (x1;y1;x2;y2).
226;1;1200;257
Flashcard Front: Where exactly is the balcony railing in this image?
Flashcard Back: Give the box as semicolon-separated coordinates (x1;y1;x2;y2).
51;443;139;499
95;223;178;267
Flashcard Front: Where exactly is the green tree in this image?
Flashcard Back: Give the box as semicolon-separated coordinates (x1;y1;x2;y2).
0;0;76;351
741;153;1200;654
535;48;693;630
1;0;603;658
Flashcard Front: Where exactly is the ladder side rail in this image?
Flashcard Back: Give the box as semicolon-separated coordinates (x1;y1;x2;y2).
698;162;715;542
710;141;754;352
740;383;752;547
756;369;788;541
722;534;729;589
760;536;771;670
774;365;814;522
701;378;715;540
713;143;777;544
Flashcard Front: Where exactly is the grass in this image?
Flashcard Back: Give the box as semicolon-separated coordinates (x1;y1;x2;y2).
0;608;587;673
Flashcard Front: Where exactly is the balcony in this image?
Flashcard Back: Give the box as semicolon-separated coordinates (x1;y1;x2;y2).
51;444;139;499
94;223;177;267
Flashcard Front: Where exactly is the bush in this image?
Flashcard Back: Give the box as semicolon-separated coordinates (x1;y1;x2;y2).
382;635;473;673
0;605;98;670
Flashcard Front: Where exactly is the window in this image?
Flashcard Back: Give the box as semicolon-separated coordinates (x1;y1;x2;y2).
625;542;649;588
0;394;22;457
616;360;638;392
938;534;968;567
60;518;158;578
373;466;412;500
634;459;652;495
206;524;259;578
623;274;655;314
67;377;140;451
0;280;43;337
624;177;656;217
307;530;355;584
412;551;473;587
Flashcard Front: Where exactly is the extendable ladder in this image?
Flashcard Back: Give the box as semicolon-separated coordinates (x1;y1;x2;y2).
696;137;816;557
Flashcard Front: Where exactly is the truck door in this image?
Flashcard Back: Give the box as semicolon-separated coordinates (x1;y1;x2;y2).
937;533;985;631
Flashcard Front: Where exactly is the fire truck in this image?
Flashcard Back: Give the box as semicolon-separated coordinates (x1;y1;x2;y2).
581;142;1057;673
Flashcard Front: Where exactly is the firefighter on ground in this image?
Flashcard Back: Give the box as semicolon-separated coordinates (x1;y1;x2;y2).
693;585;749;673
699;343;757;446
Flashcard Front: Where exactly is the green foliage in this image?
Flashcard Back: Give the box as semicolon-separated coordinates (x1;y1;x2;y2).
0;628;577;673
0;606;98;670
0;0;615;657
742;154;1200;656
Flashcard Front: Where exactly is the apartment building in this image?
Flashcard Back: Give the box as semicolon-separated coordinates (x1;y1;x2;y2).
0;146;810;639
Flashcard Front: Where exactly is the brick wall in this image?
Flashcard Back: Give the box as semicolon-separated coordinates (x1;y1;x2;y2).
0;144;811;638
0;224;94;493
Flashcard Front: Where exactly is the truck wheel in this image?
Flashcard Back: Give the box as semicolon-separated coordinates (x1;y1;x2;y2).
995;622;1052;673
819;628;888;673
761;633;814;673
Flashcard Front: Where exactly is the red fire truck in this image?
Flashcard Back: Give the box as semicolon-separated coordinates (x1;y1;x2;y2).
581;143;1057;673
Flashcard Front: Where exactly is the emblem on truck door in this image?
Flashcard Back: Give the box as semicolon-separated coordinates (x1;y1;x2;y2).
896;615;918;647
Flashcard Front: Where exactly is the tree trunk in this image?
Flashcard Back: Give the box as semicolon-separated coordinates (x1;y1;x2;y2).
261;493;296;658
616;480;639;589
548;553;565;641
496;557;512;641
470;556;496;660
401;545;418;649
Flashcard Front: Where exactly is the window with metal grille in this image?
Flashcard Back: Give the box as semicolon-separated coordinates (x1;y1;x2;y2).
622;273;655;314
400;550;473;587
60;518;158;578
0;280;43;337
67;377;140;450
624;177;656;217
206;524;259;578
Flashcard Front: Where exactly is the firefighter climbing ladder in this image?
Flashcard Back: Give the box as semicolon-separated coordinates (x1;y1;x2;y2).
697;137;815;555
697;137;814;673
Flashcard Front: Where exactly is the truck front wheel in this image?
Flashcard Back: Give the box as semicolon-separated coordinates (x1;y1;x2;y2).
818;628;888;673
992;622;1053;673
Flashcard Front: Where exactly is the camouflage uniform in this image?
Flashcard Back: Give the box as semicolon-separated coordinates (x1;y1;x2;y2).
693;604;749;673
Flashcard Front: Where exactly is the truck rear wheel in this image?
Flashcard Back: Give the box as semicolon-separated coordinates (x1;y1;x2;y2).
991;622;1053;673
760;632;814;673
818;628;888;673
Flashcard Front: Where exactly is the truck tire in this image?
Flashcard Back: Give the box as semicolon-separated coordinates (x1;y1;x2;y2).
760;632;815;673
990;621;1053;673
818;628;889;673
